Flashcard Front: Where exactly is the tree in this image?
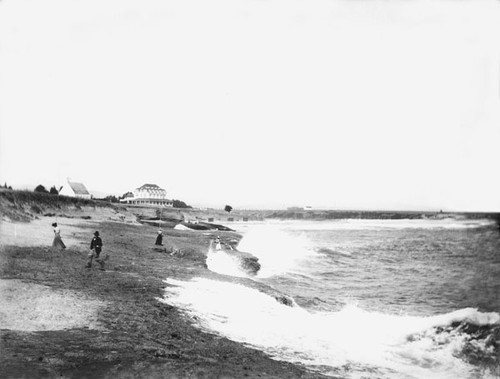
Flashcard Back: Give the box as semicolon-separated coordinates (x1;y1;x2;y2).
224;205;233;213
49;186;59;195
34;184;48;193
172;200;191;209
120;192;133;200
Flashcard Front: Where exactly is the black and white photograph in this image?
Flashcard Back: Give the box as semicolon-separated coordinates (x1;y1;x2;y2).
1;0;499;378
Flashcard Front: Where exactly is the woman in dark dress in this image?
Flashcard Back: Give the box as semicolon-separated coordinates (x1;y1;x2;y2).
155;229;163;246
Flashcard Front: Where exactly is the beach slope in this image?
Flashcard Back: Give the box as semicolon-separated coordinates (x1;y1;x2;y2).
0;191;325;378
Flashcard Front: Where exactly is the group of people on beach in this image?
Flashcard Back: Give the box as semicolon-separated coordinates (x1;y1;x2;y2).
52;223;169;271
51;223;106;271
51;223;225;270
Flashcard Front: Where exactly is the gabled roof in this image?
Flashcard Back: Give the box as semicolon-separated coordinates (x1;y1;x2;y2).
138;183;162;190
68;181;90;195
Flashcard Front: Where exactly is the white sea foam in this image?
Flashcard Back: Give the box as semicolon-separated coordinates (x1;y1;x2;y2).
236;224;318;278
233;218;496;232
334;218;496;230
206;248;250;278
159;278;500;379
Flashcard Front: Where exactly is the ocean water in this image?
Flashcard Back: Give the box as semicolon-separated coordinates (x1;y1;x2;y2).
159;218;500;379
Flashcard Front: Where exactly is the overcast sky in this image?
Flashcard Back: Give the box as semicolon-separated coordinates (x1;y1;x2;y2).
1;0;499;211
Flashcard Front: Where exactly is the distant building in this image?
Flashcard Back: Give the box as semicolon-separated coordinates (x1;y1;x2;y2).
120;183;173;207
59;179;92;199
287;205;314;211
122;191;134;199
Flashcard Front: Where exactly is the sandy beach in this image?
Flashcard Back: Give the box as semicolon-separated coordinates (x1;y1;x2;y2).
0;195;326;379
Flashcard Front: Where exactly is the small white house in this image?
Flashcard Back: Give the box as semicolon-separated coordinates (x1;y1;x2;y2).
59;179;92;199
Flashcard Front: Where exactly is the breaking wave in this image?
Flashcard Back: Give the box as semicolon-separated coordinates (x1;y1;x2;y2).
264;218;497;231
159;278;500;379
206;247;250;278
235;225;318;278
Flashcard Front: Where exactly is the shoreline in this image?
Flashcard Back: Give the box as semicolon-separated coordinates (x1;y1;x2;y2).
0;213;327;378
1;190;498;378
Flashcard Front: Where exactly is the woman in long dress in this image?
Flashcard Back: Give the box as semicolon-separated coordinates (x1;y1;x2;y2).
155;229;163;246
52;222;66;249
214;236;222;251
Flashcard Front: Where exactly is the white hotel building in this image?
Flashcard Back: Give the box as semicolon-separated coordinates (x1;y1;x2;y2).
120;183;173;207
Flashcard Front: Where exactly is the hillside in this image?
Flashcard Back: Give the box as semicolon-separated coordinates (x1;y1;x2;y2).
0;189;263;227
0;189;120;222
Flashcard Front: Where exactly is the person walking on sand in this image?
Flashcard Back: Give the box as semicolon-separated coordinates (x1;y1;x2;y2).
51;222;66;250
86;231;106;270
155;229;163;246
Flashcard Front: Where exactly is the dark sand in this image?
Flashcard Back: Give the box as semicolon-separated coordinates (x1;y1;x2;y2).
0;208;327;379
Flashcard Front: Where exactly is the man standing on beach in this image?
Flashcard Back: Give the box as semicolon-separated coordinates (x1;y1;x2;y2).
86;231;106;271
